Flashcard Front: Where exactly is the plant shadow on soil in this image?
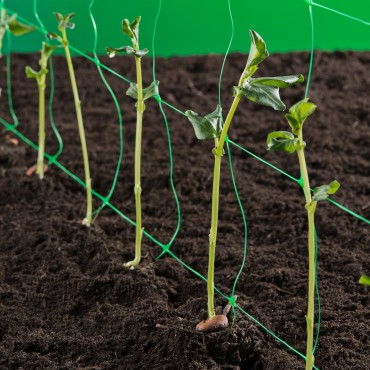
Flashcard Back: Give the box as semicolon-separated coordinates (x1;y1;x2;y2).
0;51;369;369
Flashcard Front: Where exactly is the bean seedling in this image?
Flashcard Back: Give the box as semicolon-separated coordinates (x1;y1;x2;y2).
267;98;340;370
25;42;56;179
106;17;158;269
185;30;303;333
48;13;93;226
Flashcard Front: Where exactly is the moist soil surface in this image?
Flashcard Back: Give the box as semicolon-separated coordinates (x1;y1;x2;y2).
0;51;369;370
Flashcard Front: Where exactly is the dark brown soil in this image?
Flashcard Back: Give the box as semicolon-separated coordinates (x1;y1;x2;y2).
0;50;369;370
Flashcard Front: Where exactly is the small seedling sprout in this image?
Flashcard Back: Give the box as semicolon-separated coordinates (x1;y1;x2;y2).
185;30;303;333
106;17;158;269
267;98;340;370
25;42;56;179
359;275;370;286
48;13;93;226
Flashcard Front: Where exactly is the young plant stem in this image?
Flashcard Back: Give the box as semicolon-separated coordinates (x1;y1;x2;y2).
207;77;245;318
208;136;221;317
216;94;242;157
125;55;144;268
36;69;46;179
296;130;316;370
60;27;92;226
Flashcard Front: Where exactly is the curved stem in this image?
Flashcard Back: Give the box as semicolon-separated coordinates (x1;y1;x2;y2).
216;59;249;156
60;27;92;226
216;93;242;156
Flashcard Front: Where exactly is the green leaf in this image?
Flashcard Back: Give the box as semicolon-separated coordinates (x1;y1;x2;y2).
326;180;340;194
312;180;340;202
245;30;268;75
122;16;141;43
41;42;57;60
185;105;223;140
106;45;134;58
359;275;370;286
54;12;75;29
236;75;304;111
126;80;160;100
54;13;63;23
25;66;40;79
126;84;137;99
236;81;286;111
134;48;149;57
267;131;298;154
122;18;135;40
105;45;148;58
112;17;144;55
251;75;304;88
46;32;60;41
0;12;17;27
204;105;223;135
288;98;317;125
7;17;35;36
285;113;301;135
130;17;141;37
143;80;159;100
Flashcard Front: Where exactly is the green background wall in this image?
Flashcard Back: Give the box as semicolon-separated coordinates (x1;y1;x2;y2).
5;0;370;56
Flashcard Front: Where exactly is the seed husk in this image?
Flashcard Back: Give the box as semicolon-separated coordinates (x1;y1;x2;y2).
196;314;228;333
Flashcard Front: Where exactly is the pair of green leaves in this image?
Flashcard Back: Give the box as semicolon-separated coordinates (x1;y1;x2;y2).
267;98;317;154
312;180;340;202
25;42;57;80
126;80;159;105
266;131;298;154
54;13;75;30
106;45;148;58
122;17;140;45
46;13;76;43
185;105;223;140
267;98;340;202
236;30;304;111
106;17;148;58
235;74;304;112
285;98;317;135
